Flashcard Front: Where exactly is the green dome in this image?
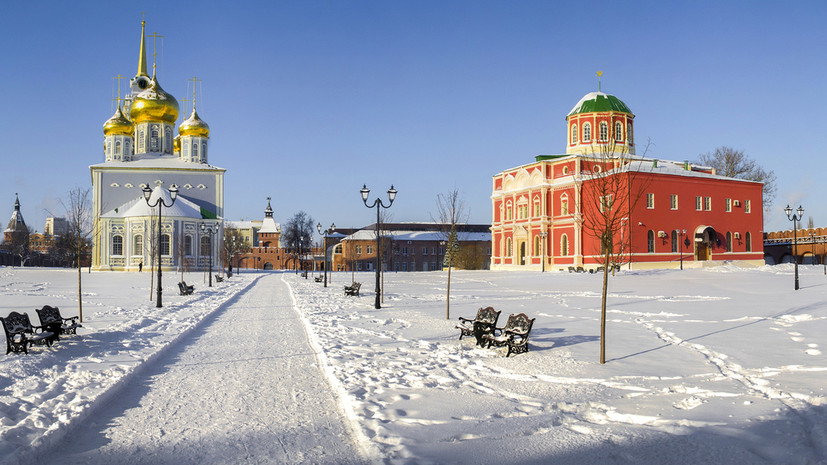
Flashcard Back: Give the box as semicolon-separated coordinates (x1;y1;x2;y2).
568;91;633;116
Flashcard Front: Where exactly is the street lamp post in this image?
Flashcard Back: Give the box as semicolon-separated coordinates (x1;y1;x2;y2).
143;184;178;308
361;184;397;309
200;223;216;287
317;222;336;287
676;229;687;270
539;231;548;272
785;204;804;290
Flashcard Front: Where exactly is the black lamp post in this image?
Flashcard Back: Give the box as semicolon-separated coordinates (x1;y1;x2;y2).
785;204;804;290
539;231;548;272
361;184;397;309
317;222;336;287
200;222;216;287
676;229;687;270
143;184;178;308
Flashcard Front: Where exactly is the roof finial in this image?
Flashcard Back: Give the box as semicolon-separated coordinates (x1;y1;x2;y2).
188;76;202;112
138;20;149;77
148;31;165;78
596;70;603;92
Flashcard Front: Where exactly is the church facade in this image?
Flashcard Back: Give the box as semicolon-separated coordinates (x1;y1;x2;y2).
91;21;225;271
491;90;765;271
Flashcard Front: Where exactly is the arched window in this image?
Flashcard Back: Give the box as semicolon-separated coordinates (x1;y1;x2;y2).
671;230;678;253
583;123;591;142
571;124;578;144
745;232;752;252
165;127;172;152
115;140;121;154
599;122;608;142
533;197;541;217
506;202;513;221
134;235;143;255
202;143;207;161
506;238;512;257
200;236;211;256
161;234;170;256
125;140;131;155
193;142;198;159
561;234;568;256
334;244;343;254
184;235;193;256
726;232;733;252
138;129;145;151
112;235;123;256
150;126;159;151
647;230;655;253
627;122;633;145
534;236;540;256
560;195;569;215
615;121;623;141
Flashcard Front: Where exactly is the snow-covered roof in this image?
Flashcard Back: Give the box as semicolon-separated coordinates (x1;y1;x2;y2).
225;220;262;230
259;216;280;233
344;229;490;242
101;187;207;219
603;158;763;184
90;156;225;171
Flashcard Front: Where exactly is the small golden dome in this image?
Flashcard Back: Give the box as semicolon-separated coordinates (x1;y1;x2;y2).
173;134;181;153
103;106;134;136
129;76;179;124
179;108;210;138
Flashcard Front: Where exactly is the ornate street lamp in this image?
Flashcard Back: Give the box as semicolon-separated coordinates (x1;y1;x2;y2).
200;222;217;287
317;222;336;287
143;184;178;308
785;204;804;290
361;184;397;309
676;229;687;270
539;231;548;272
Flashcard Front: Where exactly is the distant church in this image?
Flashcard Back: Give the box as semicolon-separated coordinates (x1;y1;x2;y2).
91;21;225;271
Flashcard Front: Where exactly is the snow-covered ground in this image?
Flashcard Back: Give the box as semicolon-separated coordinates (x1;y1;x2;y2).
1;264;826;464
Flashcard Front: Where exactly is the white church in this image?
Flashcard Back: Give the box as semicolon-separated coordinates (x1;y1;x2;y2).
91;21;225;271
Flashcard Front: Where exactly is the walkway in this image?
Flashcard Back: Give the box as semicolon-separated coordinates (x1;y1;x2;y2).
53;274;366;465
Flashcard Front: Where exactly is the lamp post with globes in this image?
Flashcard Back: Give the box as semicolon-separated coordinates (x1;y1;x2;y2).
785;204;804;290
200;222;217;287
361;184;397;309
143;184;178;308
676;229;687;270
317;222;336;287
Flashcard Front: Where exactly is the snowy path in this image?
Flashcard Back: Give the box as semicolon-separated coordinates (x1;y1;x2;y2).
48;274;366;465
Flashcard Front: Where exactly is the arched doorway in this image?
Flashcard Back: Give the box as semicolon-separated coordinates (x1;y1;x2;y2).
694;225;716;261
263;262;274;270
802;253;817;265
519;242;526;265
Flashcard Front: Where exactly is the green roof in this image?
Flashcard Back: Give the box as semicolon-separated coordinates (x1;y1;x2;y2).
568;92;633;116
535;154;568;161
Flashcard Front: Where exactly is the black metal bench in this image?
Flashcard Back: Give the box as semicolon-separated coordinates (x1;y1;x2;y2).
314;276;323;283
178;281;195;295
35;305;81;342
344;282;361;296
301;271;308;279
482;313;536;357
1;311;55;354
456;306;501;346
215;275;224;283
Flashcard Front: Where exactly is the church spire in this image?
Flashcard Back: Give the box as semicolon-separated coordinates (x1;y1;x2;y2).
138;20;149;78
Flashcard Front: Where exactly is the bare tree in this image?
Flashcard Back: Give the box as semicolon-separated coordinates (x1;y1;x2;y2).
433;189;468;320
8;225;33;267
222;228;251;275
63;188;93;323
282;211;315;272
696;146;777;211
580;133;651;364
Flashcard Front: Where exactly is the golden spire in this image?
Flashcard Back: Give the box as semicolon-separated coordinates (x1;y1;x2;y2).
138;21;149;77
188;76;202;109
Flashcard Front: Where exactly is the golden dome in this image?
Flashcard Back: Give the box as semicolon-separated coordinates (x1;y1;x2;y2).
129;76;179;124
173;134;181;153
179;108;210;138
103;105;134;136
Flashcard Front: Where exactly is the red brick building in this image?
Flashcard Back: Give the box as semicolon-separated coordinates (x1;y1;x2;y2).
491;91;765;271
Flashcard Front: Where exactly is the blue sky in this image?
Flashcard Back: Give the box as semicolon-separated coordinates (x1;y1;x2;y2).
1;1;825;239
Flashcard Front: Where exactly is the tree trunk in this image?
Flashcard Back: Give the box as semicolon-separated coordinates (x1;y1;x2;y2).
600;247;610;364
77;243;83;323
446;264;452;319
